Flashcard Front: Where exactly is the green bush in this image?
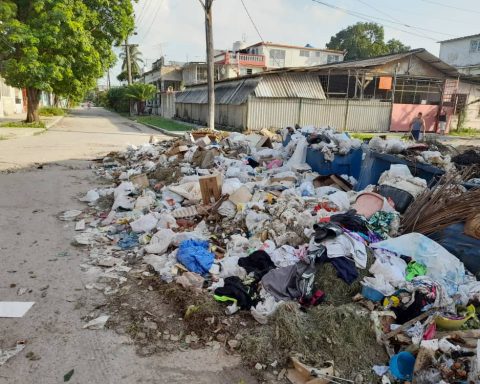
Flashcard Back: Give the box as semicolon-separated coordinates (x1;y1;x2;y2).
104;86;130;113
39;107;65;116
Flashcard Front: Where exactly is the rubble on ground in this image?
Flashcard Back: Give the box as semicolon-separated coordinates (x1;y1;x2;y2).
65;124;480;382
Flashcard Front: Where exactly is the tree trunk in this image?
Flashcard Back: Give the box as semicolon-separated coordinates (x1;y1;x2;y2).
205;1;215;130
26;87;41;123
53;94;60;107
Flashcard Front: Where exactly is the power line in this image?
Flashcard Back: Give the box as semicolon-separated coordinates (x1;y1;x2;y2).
239;0;264;42
311;0;452;41
140;0;164;42
354;0;456;37
136;0;150;25
420;0;480;15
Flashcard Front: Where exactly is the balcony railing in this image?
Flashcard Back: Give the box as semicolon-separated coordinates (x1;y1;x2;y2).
214;52;266;67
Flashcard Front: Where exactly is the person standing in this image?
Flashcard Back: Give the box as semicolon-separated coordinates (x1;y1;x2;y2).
409;112;426;141
438;108;447;135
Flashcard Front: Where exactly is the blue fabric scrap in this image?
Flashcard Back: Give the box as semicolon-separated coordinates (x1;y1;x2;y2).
177;239;214;275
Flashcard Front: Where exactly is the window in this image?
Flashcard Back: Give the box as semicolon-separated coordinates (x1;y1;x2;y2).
300;50;310;57
269;49;286;67
327;55;340;63
246;68;253;75
470;39;480;53
315;51;322;57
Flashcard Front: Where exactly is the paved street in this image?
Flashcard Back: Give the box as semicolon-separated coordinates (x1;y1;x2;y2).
0;108;256;384
0;108;170;171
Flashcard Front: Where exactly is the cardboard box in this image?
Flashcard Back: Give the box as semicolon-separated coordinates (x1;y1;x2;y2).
199;174;222;204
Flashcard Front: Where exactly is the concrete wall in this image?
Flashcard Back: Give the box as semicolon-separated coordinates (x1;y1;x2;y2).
390;104;454;133
450;81;480;130
440;38;480;73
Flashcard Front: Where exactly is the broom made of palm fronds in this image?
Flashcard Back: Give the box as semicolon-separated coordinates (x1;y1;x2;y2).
401;168;480;235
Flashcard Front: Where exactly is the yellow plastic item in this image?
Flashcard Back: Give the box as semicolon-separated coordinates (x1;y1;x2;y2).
383;296;400;308
435;305;476;331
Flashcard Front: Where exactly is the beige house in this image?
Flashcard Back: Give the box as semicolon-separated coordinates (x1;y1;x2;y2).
0;76;24;117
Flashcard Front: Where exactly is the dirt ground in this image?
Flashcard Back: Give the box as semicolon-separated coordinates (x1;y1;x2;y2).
0;109;257;384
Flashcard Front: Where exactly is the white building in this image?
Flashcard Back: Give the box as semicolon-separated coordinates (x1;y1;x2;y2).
439;34;480;76
0;77;24;117
244;42;344;69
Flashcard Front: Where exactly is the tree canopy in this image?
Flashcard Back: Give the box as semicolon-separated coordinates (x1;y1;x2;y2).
0;0;135;121
326;22;411;60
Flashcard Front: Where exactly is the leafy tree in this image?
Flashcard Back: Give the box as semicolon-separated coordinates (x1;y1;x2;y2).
386;38;411;54
125;83;156;115
0;0;135;122
117;69;142;83
118;45;144;82
327;22;410;60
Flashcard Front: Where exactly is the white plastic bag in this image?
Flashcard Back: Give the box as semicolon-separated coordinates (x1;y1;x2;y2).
145;228;175;254
130;213;159;233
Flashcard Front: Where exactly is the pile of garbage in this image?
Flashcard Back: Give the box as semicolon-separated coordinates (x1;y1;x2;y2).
66;125;480;382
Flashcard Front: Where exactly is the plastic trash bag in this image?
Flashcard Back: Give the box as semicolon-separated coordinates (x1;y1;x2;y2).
130;213;159;233
177;239;214;275
372;233;466;296
80;190;100;203
145;228;175;254
144;250;178;282
286;136;308;170
222;178;243;195
299;181;315;197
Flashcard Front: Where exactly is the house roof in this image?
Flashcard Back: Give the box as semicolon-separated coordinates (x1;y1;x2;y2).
176;73;326;105
178;49;462;97
245;41;344;54
439;33;480;44
304;48;460;77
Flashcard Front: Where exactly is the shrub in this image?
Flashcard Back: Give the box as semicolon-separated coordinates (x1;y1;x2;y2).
39;107;65;116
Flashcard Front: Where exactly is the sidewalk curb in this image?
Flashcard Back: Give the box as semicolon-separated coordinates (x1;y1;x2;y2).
135;120;186;138
45;115;64;129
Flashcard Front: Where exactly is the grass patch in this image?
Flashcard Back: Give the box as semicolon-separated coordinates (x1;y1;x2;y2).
449;127;480;137
0;121;46;128
0;135;7;140
39;106;65;116
137;116;192;132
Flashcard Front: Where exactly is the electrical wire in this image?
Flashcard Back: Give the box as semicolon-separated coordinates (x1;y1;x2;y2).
420;0;480;15
311;0;455;41
140;0;164;42
239;0;264;42
354;0;456;37
135;0;150;26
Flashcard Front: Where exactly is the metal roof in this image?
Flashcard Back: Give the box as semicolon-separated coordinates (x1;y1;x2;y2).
269;49;461;78
439;33;480;44
176;73;325;104
254;73;326;99
176;77;261;105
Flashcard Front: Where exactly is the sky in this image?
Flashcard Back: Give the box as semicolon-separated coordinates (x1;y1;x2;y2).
105;0;480;85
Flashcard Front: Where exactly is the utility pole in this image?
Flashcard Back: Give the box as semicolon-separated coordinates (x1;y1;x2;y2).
125;36;133;85
198;0;215;130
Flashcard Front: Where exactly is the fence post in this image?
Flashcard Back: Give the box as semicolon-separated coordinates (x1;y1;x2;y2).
343;99;349;131
298;98;303;126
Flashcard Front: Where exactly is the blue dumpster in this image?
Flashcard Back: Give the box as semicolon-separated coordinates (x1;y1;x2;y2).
283;133;363;179
355;149;444;191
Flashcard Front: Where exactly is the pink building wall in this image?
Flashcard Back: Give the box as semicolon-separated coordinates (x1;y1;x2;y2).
390;104;453;133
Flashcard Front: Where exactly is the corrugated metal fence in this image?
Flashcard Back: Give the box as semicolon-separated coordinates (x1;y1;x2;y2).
176;98;392;132
247;97;392;132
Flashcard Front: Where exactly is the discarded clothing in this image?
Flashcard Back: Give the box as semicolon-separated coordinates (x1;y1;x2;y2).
318;252;358;285
261;257;316;301
177;239;214;275
322;233;368;269
330;210;369;234
238;250;275;280
368;211;399;239
406;261;427;281
214;276;254;309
